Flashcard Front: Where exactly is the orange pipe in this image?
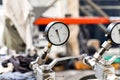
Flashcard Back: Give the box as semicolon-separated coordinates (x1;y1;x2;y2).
34;17;110;25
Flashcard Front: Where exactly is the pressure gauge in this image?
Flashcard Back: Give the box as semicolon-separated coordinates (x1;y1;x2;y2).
107;22;120;44
45;21;70;46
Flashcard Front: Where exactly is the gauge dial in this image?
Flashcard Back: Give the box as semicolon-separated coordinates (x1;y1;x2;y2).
45;21;70;46
107;22;120;44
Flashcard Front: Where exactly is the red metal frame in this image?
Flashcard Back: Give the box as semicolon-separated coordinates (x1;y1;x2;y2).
34;17;111;25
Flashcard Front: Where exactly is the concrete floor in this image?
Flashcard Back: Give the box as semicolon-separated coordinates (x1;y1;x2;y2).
56;70;95;80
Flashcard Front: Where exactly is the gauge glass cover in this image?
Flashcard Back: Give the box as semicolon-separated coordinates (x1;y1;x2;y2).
111;23;120;44
45;22;70;45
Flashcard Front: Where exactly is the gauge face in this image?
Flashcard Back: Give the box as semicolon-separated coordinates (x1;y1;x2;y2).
107;22;120;44
45;22;70;46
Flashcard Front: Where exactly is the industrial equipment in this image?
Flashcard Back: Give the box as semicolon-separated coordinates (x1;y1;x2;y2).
31;22;120;80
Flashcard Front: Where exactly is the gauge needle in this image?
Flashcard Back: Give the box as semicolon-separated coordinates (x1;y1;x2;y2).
55;29;61;42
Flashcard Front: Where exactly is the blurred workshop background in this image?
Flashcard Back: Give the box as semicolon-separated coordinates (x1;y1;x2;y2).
0;0;120;80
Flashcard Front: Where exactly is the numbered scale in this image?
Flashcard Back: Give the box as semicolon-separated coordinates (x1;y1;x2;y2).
45;21;70;46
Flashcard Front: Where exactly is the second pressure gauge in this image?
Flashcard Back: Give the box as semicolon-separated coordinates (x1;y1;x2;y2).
107;22;120;45
45;21;70;46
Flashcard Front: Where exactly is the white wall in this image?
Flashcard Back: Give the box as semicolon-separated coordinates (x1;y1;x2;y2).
0;5;4;46
42;0;66;18
29;0;56;7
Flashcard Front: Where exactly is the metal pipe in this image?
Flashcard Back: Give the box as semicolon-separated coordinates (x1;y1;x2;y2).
48;55;85;69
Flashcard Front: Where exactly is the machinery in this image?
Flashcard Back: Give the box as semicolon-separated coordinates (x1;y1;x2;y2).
30;21;120;80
